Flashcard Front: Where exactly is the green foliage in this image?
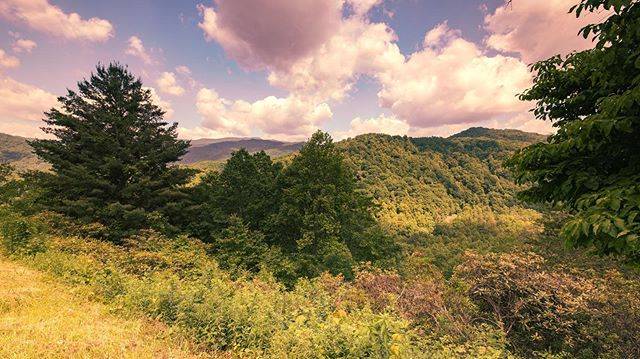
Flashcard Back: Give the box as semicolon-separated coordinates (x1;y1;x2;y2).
340;132;537;234
29;63;196;240
215;149;282;230
508;0;640;261
3;199;640;357
454;251;640;358
0;212;511;357
0;209;45;256
404;206;543;277
0;164;15;204
269;131;397;280
210;215;295;280
180;131;399;283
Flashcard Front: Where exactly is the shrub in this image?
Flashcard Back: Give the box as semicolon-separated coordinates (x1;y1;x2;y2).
452;251;640;357
354;269;474;337
0;214;46;256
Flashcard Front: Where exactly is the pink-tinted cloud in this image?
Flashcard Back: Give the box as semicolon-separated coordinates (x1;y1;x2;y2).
175;65;199;89
423;21;460;48
196;88;332;139
195;1;544;137
267;18;403;101
0;76;57;121
156;72;185;96
125;36;154;64
348;0;383;16
12;38;37;53
0;0;114;42
0;49;20;68
336;114;409;139
377;23;532;128
175;65;191;76
484;0;608;63
198;0;343;70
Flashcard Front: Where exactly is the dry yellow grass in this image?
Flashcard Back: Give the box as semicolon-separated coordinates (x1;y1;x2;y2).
0;258;214;359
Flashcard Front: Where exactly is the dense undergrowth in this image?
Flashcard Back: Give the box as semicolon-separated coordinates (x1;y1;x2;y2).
2;206;638;358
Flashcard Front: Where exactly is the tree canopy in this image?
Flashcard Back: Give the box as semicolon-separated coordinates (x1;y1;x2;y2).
508;0;640;261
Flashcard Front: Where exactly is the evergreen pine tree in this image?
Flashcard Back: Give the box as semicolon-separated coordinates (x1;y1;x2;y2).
31;63;195;239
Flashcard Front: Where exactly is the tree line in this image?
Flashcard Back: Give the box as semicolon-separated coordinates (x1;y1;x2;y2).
2;64;397;284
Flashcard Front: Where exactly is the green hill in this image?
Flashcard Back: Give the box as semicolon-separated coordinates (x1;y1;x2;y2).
339;129;544;233
450;126;548;143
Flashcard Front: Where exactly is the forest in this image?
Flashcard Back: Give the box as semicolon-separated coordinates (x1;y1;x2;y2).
1;0;639;358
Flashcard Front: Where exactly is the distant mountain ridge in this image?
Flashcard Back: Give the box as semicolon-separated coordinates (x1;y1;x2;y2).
450;127;548;143
1;127;547;233
180;138;303;164
0;133;48;171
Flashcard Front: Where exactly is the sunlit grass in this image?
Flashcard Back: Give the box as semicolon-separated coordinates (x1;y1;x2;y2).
0;258;215;359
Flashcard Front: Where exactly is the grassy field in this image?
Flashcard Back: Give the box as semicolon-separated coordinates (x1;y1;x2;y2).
0;258;212;359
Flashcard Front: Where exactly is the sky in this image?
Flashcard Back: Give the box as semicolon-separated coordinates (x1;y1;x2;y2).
0;0;606;141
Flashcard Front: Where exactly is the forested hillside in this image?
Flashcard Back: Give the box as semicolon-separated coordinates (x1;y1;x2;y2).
339;129;542;233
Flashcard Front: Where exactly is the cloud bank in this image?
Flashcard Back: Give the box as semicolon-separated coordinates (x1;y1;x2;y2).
187;0;601;139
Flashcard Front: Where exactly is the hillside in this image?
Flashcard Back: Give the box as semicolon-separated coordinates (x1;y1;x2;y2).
450;127;548;143
0;133;47;172
179;128;545;233
0;132;302;169
339;129;545;233
0;126;546;235
2;126;639;358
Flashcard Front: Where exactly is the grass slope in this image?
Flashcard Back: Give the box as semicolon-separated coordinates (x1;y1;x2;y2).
0;258;210;359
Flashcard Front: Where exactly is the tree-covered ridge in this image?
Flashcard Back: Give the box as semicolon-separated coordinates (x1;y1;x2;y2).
339;131;543;233
451;127;547;143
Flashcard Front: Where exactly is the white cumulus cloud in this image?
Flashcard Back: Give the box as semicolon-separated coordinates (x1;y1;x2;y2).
196;88;332;140
156;72;185;96
125;36;154;64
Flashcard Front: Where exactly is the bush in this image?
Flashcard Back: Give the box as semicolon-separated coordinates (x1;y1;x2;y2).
453;251;640;357
0;213;46;256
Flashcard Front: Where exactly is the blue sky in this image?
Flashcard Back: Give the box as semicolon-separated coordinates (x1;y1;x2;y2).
0;0;596;140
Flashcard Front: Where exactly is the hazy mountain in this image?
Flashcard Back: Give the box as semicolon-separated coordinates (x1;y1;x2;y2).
180;138;303;164
0;133;48;171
